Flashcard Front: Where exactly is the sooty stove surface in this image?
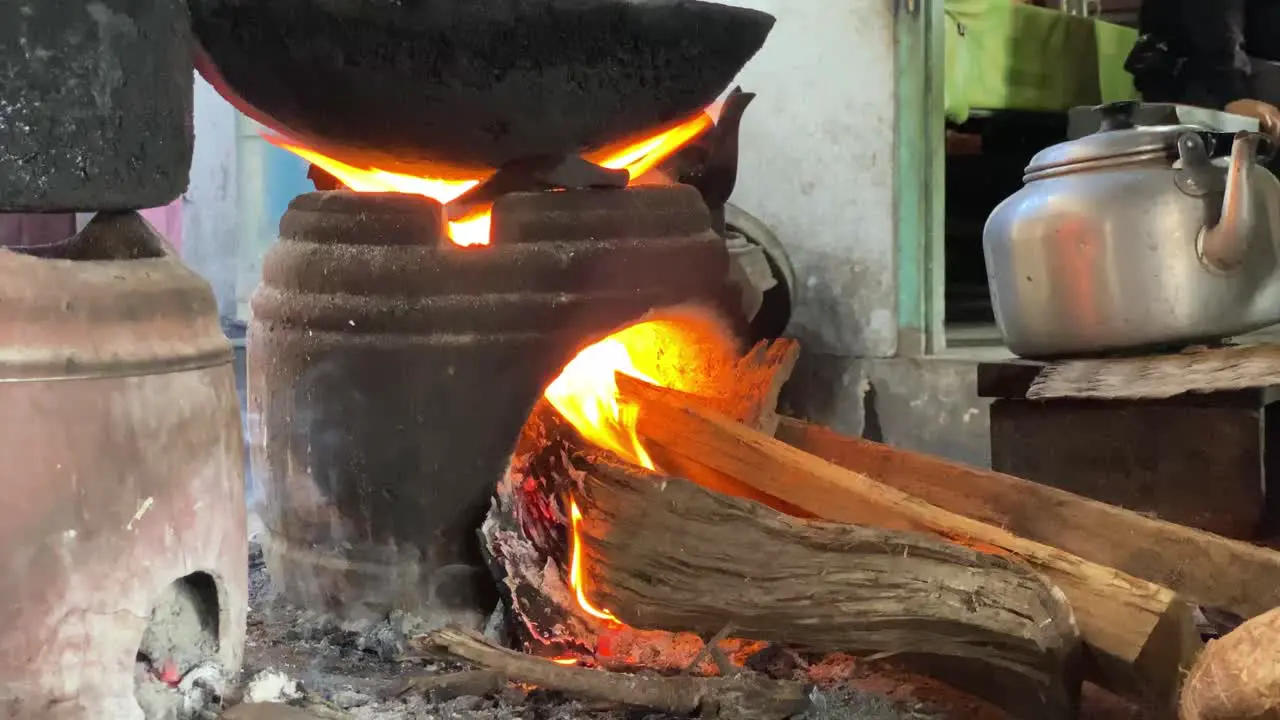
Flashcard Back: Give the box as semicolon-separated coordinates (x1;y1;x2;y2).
249;185;741;630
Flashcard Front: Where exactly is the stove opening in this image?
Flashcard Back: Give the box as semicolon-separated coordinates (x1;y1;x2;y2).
134;572;223;720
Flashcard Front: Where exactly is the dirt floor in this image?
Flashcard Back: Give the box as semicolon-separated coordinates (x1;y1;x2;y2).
213;543;1146;720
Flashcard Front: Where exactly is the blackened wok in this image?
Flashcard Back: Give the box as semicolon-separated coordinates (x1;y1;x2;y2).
190;0;775;174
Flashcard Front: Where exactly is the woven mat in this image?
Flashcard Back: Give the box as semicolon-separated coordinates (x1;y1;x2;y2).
1027;343;1280;400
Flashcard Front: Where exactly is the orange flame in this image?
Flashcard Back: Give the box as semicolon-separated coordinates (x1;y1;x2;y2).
569;499;620;624
542;317;736;626
544;336;658;472
268;112;713;248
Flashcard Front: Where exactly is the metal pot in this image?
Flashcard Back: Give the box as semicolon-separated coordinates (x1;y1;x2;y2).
983;109;1280;358
190;0;774;174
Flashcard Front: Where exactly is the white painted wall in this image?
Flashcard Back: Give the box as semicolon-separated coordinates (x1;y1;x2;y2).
183;75;240;319
723;0;899;358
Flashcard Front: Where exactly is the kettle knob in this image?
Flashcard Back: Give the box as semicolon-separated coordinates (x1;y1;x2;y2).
1096;101;1141;131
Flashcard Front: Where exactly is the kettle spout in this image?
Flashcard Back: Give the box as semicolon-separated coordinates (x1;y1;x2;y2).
1199;132;1263;272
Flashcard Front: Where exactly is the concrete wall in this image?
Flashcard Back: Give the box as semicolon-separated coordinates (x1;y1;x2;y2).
782;354;992;468
726;0;899;359
724;1;991;467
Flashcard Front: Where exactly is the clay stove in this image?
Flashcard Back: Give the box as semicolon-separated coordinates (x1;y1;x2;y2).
249;182;742;628
0;2;247;717
0;213;248;720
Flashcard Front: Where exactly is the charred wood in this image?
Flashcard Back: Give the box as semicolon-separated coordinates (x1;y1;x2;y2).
407;628;811;720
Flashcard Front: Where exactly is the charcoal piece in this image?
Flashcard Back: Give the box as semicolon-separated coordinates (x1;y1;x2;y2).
190;0;774;174
0;0;194;212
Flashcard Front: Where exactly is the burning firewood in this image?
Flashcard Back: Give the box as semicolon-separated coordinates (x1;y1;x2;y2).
567;454;1083;718
613;373;1203;713
406;628;811;720
481;331;806;668
482;336;1083;719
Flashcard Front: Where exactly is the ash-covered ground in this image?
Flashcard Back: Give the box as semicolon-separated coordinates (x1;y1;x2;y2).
218;543;1142;720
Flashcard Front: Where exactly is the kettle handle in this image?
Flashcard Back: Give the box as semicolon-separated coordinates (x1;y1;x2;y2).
1199;131;1263;272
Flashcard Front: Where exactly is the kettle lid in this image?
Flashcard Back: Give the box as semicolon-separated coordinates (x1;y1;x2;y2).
1025;124;1200;175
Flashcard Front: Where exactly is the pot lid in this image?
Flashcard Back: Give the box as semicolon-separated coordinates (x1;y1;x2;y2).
1025;124;1203;175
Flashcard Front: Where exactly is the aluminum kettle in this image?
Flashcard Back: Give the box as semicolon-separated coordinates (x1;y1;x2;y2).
983;106;1280;358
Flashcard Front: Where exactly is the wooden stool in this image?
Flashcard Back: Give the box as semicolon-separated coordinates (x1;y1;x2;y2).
977;345;1280;541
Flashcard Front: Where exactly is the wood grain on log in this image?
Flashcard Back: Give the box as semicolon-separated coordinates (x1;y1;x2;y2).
775;417;1280;620
409;628;812;720
481;336;805;656
573;458;1083;719
615;374;1202;711
646;337;809;516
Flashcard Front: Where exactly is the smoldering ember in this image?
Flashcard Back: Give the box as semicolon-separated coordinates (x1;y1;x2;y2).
7;1;1280;720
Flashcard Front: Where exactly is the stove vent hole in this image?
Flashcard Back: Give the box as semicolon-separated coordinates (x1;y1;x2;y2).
134;572;222;719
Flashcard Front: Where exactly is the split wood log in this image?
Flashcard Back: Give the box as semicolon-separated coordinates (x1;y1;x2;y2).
407;628;812;720
644;337;811;517
615;374;1203;713
484;334;1079;716
571;457;1083;719
480;337;806;660
774;417;1280;621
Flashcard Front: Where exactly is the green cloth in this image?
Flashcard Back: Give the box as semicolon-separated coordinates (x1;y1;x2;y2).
944;0;1140;122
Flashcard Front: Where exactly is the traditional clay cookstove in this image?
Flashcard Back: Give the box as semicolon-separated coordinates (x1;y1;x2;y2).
250;180;743;626
0;214;247;719
0;2;247;718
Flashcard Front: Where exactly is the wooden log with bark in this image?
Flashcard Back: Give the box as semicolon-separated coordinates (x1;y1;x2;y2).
614;374;1203;713
481;337;1084;718
572;454;1083;718
479;338;806;664
774;417;1280;621
484;408;1084;717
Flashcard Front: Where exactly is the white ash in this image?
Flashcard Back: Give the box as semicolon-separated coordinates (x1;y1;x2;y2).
134;573;226;720
801;688;940;720
134;661;226;720
235;544;955;720
243;669;302;704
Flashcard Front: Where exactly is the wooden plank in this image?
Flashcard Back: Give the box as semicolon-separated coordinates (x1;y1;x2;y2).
774;416;1280;619
1028;345;1280;400
976;359;1044;398
989;398;1266;539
